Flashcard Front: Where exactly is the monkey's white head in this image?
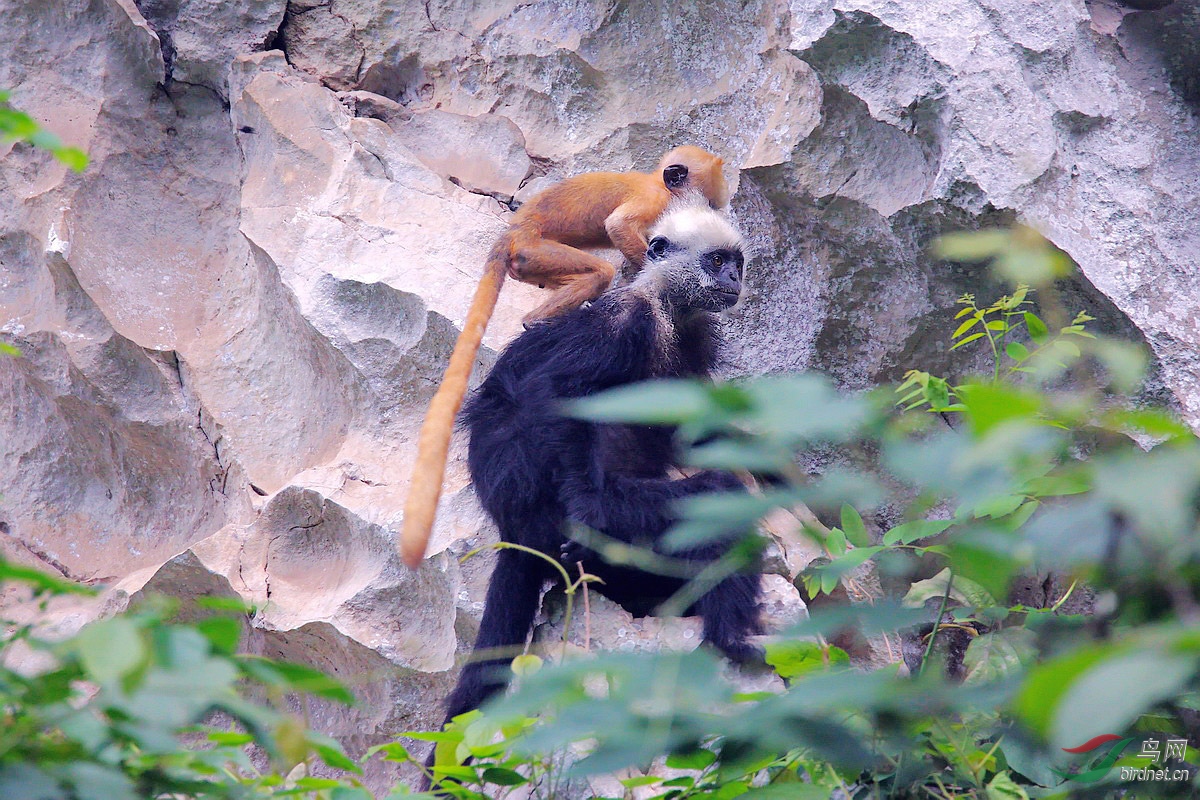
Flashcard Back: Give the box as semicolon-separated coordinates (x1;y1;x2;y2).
636;196;746;314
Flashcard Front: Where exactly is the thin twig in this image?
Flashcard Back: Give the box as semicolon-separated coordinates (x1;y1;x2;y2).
578;561;591;652
1048;579;1078;613
918;570;954;677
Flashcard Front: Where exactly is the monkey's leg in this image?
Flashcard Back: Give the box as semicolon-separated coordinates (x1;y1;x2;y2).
510;239;617;322
441;548;547;722
562;470;764;662
692;567;765;664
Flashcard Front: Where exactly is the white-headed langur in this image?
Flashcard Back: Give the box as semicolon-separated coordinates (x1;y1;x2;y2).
440;195;763;730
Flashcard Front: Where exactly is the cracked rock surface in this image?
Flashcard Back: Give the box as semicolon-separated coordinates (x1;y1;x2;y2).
2;0;1198;792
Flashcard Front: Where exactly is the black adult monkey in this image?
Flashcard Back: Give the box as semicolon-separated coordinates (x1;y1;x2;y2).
440;196;764;727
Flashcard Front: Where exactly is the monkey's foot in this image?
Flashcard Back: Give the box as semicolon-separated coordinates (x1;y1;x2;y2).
521;315;553;331
709;640;767;668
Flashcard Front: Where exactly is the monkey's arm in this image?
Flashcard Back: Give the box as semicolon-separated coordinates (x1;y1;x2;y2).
603;200;663;267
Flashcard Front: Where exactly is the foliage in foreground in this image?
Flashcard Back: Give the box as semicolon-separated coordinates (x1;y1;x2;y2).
0;566;378;800
5;225;1199;800
0;90;87;172
404;227;1200;798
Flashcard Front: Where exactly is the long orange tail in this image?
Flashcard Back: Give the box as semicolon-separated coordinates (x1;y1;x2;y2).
400;245;508;568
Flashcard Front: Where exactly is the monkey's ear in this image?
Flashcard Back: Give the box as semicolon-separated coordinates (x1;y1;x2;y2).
647;236;671;260
663;164;689;189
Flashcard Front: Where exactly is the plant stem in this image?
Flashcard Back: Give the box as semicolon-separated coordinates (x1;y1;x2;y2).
1049;579;1077;613
918;570;955;678
460;541;599;658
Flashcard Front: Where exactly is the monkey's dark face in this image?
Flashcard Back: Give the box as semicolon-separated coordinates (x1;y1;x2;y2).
663;163;689;189
647;236;744;312
693;246;744;311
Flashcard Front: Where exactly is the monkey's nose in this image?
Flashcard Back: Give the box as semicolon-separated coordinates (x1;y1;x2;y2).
718;265;741;294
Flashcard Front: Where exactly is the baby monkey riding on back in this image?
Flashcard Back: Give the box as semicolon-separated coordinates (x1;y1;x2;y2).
401;145;730;568
501;144;730;321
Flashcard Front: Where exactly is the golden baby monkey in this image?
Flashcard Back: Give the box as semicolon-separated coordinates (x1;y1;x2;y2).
400;146;729;568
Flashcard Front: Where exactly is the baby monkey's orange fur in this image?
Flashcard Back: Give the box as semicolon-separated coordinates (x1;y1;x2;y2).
505;145;729;322
400;146;729;568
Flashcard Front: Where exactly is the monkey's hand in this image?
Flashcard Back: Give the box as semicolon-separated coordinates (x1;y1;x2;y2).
559;537;589;572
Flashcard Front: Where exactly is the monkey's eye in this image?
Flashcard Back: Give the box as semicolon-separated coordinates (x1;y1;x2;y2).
712;254;724;267
648;237;671;259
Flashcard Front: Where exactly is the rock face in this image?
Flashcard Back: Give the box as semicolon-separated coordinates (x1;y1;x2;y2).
1;0;1197;792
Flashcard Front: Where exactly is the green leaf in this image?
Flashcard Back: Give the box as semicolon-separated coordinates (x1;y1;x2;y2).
825;546;884;578
1049;649;1196;752
570;380;714;424
196;616;241;655
207;731;255;746
1005;341;1029;362
950;331;986;350
1091;339;1147;392
75;617;146;683
923;375;952;410
313;739;362;773
482;767;528;786
956;384;1042;436
953;316;981;338
963;628;1035;684
709;781;751;799
882;518;952;546
62;763;137;800
994;239;1074;285
839;505;870;547
825;527;846;557
665;749;717;770
364;742;413;762
1022;473;1089;498
511;654;543;676
1003;286;1030;309
947;542;1017;602
238;657;355;704
54;147;88;172
1052;339;1081;360
0;559;93;594
1101;408;1191;440
739;785;832;799
1016;644;1197;751
294;777;346;790
985;771;1029;800
765;641;849;679
1024;312;1048;343
903;568;997;609
933;229;1012;261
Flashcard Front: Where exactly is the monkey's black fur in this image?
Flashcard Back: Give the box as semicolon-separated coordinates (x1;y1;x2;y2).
440;283;764;725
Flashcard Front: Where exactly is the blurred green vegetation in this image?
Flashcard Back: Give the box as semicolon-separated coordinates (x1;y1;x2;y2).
1;91;87;173
408;226;1200;798
3;114;1194;799
0;564;379;799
